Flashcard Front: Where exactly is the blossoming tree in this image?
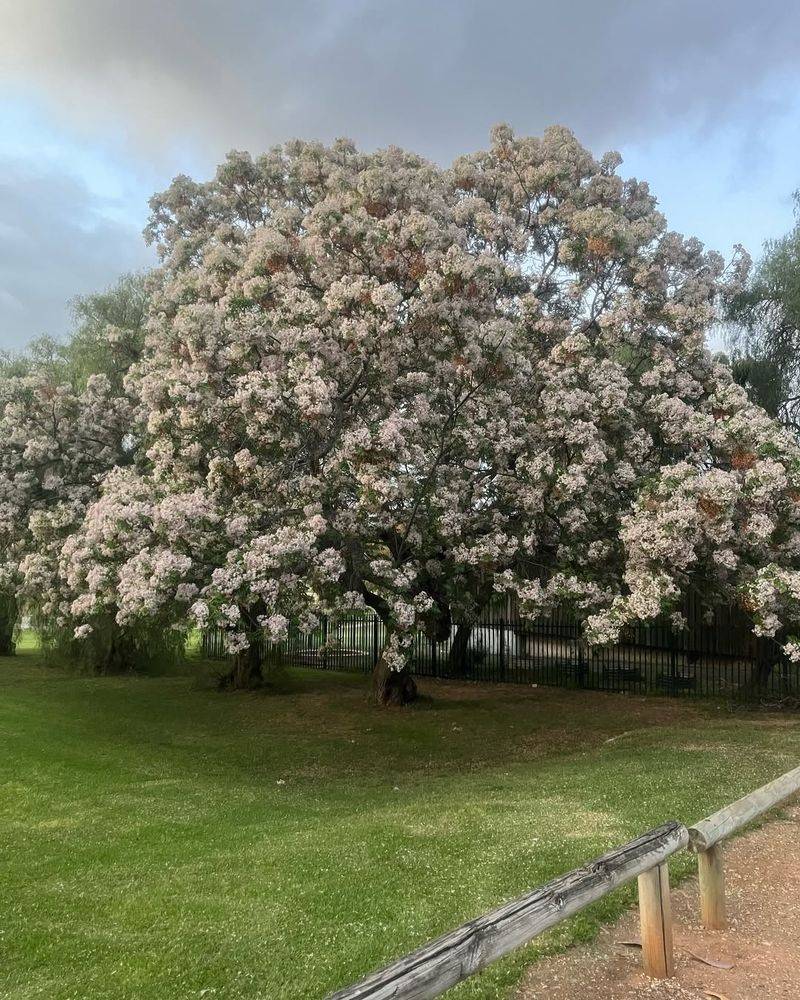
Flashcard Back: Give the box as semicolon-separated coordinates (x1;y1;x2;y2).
0;276;147;665
63;127;800;701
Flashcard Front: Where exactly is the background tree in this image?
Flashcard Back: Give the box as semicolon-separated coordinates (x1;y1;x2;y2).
0;274;149;665
66;273;149;389
727;193;800;434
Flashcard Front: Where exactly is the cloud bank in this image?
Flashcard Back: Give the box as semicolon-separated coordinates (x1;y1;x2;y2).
2;0;798;162
2;0;799;349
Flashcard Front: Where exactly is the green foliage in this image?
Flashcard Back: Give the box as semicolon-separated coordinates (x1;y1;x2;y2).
727;193;800;432
0;272;149;390
66;272;149;389
3;652;800;999
36;615;187;676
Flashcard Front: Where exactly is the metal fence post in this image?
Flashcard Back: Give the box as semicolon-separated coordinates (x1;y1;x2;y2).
499;618;506;679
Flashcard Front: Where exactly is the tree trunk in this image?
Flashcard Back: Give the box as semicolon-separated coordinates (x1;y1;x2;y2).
219;640;263;690
748;657;774;693
448;623;473;677
0;595;17;656
373;645;417;706
745;634;785;696
99;625;139;674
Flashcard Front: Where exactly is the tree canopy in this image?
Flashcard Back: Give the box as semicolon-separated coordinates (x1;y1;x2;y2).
5;129;800;700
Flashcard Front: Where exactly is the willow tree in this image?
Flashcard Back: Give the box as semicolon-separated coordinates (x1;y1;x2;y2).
63;128;800;702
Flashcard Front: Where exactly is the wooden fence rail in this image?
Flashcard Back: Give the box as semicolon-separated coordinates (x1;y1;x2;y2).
688;763;800;929
326;765;800;999
327;823;688;999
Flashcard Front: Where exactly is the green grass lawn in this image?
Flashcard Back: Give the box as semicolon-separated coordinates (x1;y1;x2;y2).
2;640;799;1000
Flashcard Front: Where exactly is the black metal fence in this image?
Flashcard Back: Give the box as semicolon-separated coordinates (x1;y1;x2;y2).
202;596;799;700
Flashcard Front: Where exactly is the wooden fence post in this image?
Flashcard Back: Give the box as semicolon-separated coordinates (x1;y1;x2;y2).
697;845;726;929
637;862;675;978
688;762;800;931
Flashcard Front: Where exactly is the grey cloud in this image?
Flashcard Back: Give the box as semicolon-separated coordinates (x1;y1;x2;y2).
2;0;798;349
2;0;799;163
0;161;154;349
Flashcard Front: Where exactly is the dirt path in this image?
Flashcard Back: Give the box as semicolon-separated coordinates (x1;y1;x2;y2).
517;805;800;1000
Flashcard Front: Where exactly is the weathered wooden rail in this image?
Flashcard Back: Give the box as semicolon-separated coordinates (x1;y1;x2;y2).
327;823;687;999
327;765;800;999
688;763;800;929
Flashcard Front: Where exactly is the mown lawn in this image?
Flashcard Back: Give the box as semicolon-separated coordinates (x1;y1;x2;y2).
1;641;799;1000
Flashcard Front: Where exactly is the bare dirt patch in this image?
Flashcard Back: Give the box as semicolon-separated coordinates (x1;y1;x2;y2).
517;805;800;1000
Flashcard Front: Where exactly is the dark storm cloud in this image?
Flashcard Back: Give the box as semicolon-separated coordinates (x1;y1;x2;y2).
0;162;154;350
2;0;799;162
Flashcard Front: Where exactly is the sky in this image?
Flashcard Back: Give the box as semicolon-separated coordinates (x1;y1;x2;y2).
2;0;800;350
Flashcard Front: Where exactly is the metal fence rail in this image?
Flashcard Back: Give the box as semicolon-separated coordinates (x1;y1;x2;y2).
203;604;799;700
